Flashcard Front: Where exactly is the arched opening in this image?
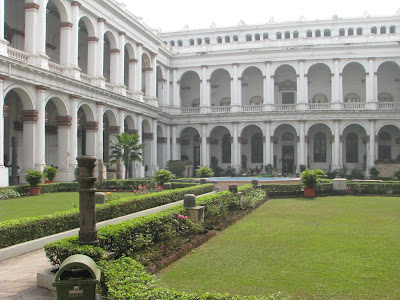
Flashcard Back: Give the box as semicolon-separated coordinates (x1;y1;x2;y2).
180;71;200;107
240;125;263;173
45;0;62;64
377;62;400;103
78;17;95;75
308;63;331;103
142;54;151;97
343;63;366;102
157;125;166;169
241;67;263;105
273;124;297;174
210;69;231;107
307;123;333;171
274;65;297;105
5;0;25;52
342;124;367;170
141;119;152;176
179;127;200;176
45;100;59;167
377;125;400;161
156;66;164;104
77;104;96;157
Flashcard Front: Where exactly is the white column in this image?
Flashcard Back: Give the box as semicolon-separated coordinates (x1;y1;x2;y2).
298;60;305;104
60;22;72;67
299;121;305;167
87;37;98;77
118;32;126;88
96;18;106;86
264;62;272;110
95;102;104;161
330;73;335;104
200;65;209;111
151;118;158;174
166;125;171;163
117;108;125;177
69;96;78;173
333;120;341;169
109;49;119;85
56;117;71;182
24;3;39;56
30;0;48;68
136;113;143;177
201;123;207;166
85;125;97;156
0;0;7;54
172;68;179;107
22;113;36;171
136;44;143;95
270;74;275;105
339;73;343;102
369;120;376;168
150;55;157;98
128;59;137;92
35;86;47;171
231;64;239;112
164;69;170;106
232;122;240;169
333;59;340;103
367;58;377;109
69;1;80;69
264;121;271;165
171;125;178;160
0;76;6;166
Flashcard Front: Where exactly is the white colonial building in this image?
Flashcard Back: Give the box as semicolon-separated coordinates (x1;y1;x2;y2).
0;0;399;185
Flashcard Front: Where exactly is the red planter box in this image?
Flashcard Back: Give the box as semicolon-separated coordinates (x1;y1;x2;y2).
303;187;316;197
30;186;42;196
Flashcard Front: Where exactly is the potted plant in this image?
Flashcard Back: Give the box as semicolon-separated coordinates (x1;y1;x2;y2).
394;169;400;181
43;166;58;183
25;170;44;196
300;168;324;197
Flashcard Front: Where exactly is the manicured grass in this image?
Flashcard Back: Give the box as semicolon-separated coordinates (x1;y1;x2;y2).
157;196;400;299
0;192;133;221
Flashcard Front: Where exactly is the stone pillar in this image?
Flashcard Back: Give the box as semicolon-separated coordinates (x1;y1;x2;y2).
77;156;98;245
128;59;137;92
171;124;178;160
136;44;143;95
201;123;207;166
150;55;157;99
87;37;98;77
0;75;6;167
69;95;79;177
95;102;104;162
231;63;239;112
37;0;47;60
84;121;98;156
117;108;126;178
35;86;48;171
21;110;38;172
60;22;72;68
264;61;272;110
24;3;39;58
299;121;305;167
333;120;341;169
117;32;126;89
151;118;158;174
0;0;7;55
164;68;170;106
136;113;144;177
200;65;209;112
232;122;240;170
333;59;340;106
67;1;80;78
172;68;179;107
264;121;271;165
330;72;335;106
298;60;306;108
110;49;119;85
369;120;376;169
270;74;275;105
108;125;121;178
366;58;377;109
56;116;72;181
96;18;106;87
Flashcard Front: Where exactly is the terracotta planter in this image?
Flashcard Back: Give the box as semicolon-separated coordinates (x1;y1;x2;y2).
45;180;54;184
303;187;316;197
30;186;42;196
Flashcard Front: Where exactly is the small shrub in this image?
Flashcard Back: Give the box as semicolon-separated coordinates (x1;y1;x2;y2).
326;169;338;179
300;169;325;188
224;167;237;177
43;166;58;181
369;167;379;179
195;166;214;178
155;169;173;185
166;160;186;178
0;188;21;200
337;166;348;178
265;164;274;174
25;170;43;187
212;167;224;177
394;169;400;179
350;168;364;180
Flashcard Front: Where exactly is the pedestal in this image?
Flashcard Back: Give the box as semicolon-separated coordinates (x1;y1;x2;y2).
186;206;205;224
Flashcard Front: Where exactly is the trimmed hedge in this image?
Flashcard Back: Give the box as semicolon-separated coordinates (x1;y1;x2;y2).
98;257;282;300
348;181;400;195
0;184;214;249
261;184;303;197
44;185;264;266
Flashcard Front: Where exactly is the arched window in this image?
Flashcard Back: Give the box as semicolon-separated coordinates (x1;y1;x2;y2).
345;93;360;103
371;26;377;34
357;27;363;35
205;37;210;44
263;33;269;40
293;31;299;38
251;132;263;163
225;36;230;43
177;40;183;46
285;31;290;39
255;33;260;41
189;39;194;46
220;97;231;106
311;94;328;103
348;28;354;36
380;26;386;34
211;156;218;169
170;40;175;46
378;132;391;160
378;92;393;102
315;29;321;37
217;36;222;43
346;133;358;163
307;30;313;37
314;132;326;162
276;32;282;39
222;134;231;163
282;132;294;143
324;29;331;37
390;25;396;34
246;34;252;41
233;35;238;41
192;99;200;107
339;28;345;36
197;38;202;45
250;96;263;105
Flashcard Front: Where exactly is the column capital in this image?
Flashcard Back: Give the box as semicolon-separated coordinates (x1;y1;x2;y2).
119;31;126;36
3;105;8;117
232;63;239;67
170;123;177;127
69;94;81;99
368;119;376;123
84;121;98;131
200;123;208;126
87;37;99;42
71;1;82;7
126;129;138;135
264;61;272;65
264;120;271;124
118;108;126;112
232;121;239;125
36;85;49;91
171;68;178;71
333;58;340;62
110;48;120;54
136;112;143;116
298;59;306;63
108;126;120;134
96;101;105;106
97;18;107;23
333;119;341;123
201;65;208;69
128;59;138;63
56;116;72;127
137;43;143;47
143;68;153;72
24;3;40;10
367;57;375;61
0;74;9;81
151;53;158;59
21;110;39;122
60;22;73;28
152;117;158;121
143;133;154;140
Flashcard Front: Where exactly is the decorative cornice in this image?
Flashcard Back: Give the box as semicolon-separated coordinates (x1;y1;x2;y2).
0;74;9;81
97;18;106;23
24;3;40;10
36;85;49;91
69;94;81;99
71;1;82;7
56;116;72;127
87;37;99;42
108;126;120;134
128;59;138;63
84;121;98;131
21;110;39;123
110;49;120;54
96;102;105;106
60;22;73;28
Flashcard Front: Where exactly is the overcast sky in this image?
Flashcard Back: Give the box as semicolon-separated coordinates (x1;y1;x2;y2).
118;0;399;32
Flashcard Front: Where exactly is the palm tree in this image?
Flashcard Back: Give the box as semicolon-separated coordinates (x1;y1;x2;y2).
109;132;145;179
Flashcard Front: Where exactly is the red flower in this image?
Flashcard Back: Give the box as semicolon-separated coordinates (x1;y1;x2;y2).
113;189;116;192
160;246;164;250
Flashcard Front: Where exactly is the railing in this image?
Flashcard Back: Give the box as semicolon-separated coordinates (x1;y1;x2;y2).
48;61;64;74
242;105;263;112
182;107;200;114
80;73;91;84
105;82;114;92
273;104;296;111
7;47;28;63
343;102;366;110
378;102;400;110
211;106;230;113
308;103;331;110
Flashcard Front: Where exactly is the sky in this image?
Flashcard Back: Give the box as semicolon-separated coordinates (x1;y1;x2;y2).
118;0;399;32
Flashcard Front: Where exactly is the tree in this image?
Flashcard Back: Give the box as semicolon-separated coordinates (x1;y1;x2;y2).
109;132;144;179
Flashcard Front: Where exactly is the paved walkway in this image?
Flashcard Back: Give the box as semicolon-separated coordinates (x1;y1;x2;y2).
0;249;55;299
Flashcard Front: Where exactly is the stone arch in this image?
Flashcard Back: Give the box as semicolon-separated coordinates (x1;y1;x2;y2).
142;53;152;96
45;94;69;116
241;66;264;105
342;62;366;102
210;68;231;107
5;0;25;51
124;114;136;131
77;16;96;74
342;124;368;167
305;62;332;74
238;64;265;76
103;109;118;127
78;16;96;37
104;30;118;49
180;70;201;107
46;0;69;23
340;60;368;73
307;123;333;170
272;62;298;75
274;64;297;105
377;125;400;161
209;126;232;168
103;31;118;83
4;86;35;110
307;63;332;103
272;123;298;174
240;125;264;169
377;61;400;103
123;42;136;89
46;0;64;64
76;102;95;121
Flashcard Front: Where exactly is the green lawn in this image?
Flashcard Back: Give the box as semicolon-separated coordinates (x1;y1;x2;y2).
0;192;133;221
157;196;400;299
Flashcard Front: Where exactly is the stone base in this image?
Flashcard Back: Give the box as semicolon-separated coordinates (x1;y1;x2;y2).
0;166;9;187
187;206;205;224
333;178;347;191
37;266;58;291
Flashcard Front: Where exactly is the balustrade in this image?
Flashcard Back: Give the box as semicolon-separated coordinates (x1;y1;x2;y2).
7;47;28;63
